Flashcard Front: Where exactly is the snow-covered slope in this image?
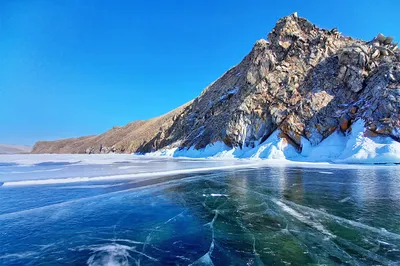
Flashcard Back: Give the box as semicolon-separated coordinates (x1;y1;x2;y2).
147;120;400;164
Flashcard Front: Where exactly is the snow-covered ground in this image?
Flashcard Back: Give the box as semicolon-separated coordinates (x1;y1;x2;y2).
148;120;400;164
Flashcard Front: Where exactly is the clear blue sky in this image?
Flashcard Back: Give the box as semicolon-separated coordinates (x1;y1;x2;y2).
1;0;399;145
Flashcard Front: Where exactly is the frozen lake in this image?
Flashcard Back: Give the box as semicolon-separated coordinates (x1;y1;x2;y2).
1;155;400;265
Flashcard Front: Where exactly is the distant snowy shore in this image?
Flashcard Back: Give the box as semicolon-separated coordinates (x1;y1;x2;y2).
147;120;400;165
2;120;400;167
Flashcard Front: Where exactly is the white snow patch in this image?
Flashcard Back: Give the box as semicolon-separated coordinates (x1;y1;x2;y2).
335;120;400;164
218;87;239;101
146;120;400;164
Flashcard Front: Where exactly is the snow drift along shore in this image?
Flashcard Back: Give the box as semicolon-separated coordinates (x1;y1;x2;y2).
148;120;400;164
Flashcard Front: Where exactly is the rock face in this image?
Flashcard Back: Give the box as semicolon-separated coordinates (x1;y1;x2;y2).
32;13;400;154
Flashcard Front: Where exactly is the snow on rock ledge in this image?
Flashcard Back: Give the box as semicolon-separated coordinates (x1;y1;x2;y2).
147;120;400;164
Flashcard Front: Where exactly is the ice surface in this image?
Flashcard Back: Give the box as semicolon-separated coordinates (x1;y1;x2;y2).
0;154;144;166
0;155;256;186
1;154;400;265
2;165;400;265
1;152;397;187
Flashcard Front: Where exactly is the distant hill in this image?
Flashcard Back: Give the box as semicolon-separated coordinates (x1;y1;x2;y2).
0;144;32;154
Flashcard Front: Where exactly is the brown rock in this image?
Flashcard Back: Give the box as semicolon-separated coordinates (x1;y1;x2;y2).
340;114;351;132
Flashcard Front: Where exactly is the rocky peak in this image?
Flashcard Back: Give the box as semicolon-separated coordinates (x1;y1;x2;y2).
268;13;313;48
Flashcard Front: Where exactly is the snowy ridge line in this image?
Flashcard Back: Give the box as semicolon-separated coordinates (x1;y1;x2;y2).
0;163;258;187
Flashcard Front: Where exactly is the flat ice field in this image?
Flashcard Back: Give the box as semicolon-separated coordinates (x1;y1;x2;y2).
0;154;256;186
1;154;400;265
0;153;396;186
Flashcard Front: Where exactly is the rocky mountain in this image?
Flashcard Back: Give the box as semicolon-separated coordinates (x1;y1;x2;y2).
0;144;32;154
32;13;400;156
